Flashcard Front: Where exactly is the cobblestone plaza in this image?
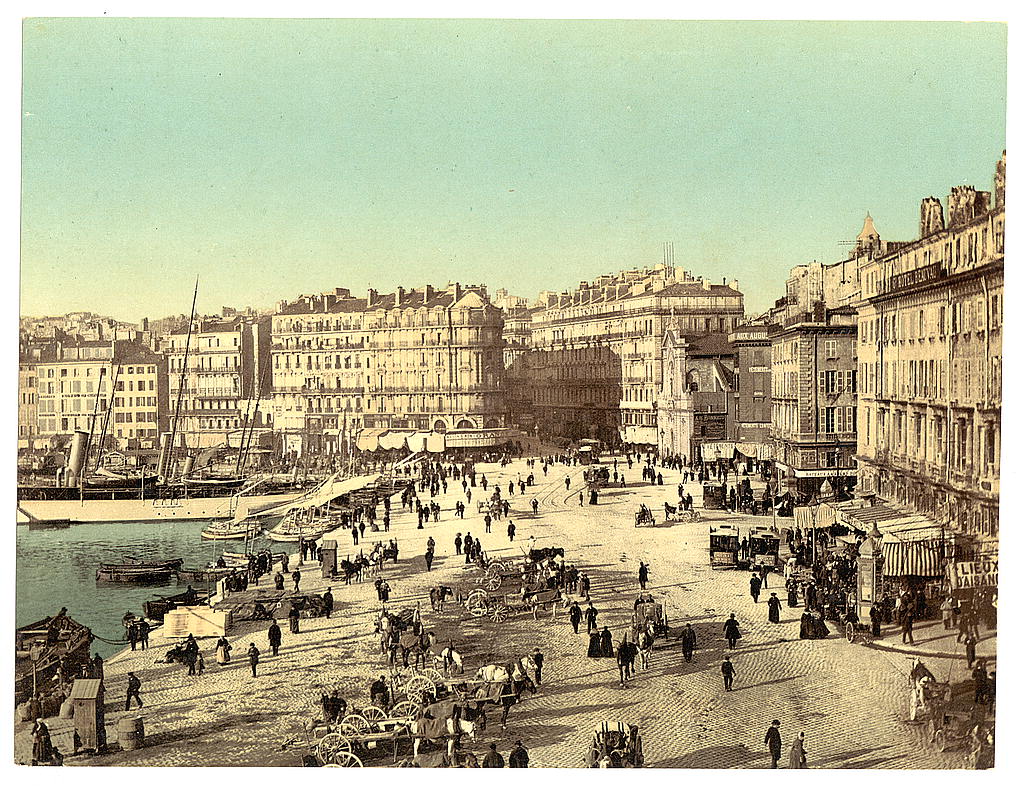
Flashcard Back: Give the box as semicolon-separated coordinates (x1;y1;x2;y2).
17;454;985;768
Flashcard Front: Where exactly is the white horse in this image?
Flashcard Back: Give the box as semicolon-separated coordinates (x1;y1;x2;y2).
637;627;655;671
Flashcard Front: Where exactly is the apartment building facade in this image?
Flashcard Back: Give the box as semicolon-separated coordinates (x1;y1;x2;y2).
855;153;1005;538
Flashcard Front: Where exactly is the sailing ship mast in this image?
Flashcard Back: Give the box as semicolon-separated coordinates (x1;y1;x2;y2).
163;278;200;483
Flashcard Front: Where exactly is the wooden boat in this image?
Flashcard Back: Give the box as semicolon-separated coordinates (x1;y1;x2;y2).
266;512;328;543
175;566;234;583
96;557;184;583
201;515;263;541
143;587;209;622
15;610;93;705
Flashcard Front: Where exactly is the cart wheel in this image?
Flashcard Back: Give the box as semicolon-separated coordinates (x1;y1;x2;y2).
485;576;502;591
332;750;363;767
422;667;444;683
389;700;419;719
586;747;601;767
360;706;387;725
317;732;352;764
845;622;855;643
466;591;489;616
490;604;510;623
340;713;372;734
405;674;436;702
934;729;947;752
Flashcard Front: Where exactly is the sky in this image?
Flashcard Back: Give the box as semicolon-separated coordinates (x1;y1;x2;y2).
20;18;1007;321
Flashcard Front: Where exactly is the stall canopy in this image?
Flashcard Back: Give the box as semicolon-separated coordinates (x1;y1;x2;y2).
701;442;736;460
735;443;774;459
355;428;388;452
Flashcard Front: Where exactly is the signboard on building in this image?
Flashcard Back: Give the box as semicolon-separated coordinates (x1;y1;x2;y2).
953;559;998;590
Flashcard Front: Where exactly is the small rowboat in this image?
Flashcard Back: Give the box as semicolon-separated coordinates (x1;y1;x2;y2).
16;611;93;705
266;512;328;543
201;516;263;541
96;557;183;584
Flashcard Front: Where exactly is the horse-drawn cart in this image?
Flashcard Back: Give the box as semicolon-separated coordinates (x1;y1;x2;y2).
709;525;740;567
631;594;669;640
587;721;644;767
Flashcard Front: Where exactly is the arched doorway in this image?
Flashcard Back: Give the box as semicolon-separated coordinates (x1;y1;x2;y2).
456;419;475;430
433;420;448;433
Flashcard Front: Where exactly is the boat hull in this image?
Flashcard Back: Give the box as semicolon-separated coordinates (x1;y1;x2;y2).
16;491;301;525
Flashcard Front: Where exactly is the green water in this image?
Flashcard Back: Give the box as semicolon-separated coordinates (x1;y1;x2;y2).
15;520;295;658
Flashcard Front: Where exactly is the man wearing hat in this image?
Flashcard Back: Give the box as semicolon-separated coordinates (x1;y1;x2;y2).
509;740;530;767
531;647;544;686
764;719;783;768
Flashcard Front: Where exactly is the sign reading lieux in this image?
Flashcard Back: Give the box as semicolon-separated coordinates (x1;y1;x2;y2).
954;559;998;589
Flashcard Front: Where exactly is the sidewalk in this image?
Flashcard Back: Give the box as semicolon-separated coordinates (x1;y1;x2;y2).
865;618;996;666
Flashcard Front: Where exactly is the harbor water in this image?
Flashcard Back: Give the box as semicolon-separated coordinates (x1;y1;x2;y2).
15;520;296;658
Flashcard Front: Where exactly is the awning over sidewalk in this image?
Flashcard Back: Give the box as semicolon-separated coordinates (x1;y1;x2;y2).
355;428;388;451
881;537;945;577
735;442;773;459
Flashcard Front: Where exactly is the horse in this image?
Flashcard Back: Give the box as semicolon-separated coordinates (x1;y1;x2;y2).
410;701;481;760
400;630;436;669
339;557;370;585
663;502;678;520
429;586;454;613
636;627;655;671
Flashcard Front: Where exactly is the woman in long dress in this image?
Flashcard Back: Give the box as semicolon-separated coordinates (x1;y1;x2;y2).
31;719;54;765
788;732;807;768
587;630;603;658
215;637;232;666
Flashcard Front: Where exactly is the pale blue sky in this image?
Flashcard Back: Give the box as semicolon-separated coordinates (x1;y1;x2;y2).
20;19;1006;320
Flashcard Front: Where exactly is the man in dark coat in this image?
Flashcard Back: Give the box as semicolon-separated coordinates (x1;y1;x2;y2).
568;602;583;633
274;571;285;590
531;648;544;685
680;623;697;662
288;605;301;634
869;602;883;637
765;719;783;767
292;568;301;592
138;620;151;649
508;740;529;767
322;587;334;618
600;626;614;657
767;592;782;624
638;562;649;590
482;743;505;767
585;602;599;633
724;614;741;649
268;619;282;656
125;672;142;711
721;656;736;691
247;643;260;677
749;574;762;603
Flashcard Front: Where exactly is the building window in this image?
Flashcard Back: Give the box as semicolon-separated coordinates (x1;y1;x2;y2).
824;340;838;359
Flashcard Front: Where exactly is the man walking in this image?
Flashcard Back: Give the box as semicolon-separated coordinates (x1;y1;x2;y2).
322;587;334;618
268;618;282;657
507;521;516;542
125;672;143;711
482;743;505;767
531;498;539;515
565;475;571;491
638;562;649;591
749;573;762;604
721;656;736;691
509;740;529;767
531;647;544;685
455;533;463;556
585;602;599;633
568;601;583;634
765;720;783;768
247;642;260;677
681;623;697;662
292;568;302;593
724;613;742;649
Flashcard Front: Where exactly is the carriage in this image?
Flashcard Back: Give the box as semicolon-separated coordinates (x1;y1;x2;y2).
463;584;563;622
702;482;726;510
587;721;644;767
709;525;740;567
630;594;669;640
635;505;655;527
663;501;702;523
746;532;781;570
584;465;611;491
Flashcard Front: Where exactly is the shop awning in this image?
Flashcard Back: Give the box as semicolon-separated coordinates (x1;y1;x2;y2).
880;537;945;577
701;442;736;459
379;431;412;450
355;428;388;451
735;442;773;459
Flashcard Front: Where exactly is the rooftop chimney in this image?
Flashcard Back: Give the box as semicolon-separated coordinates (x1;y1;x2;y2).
367;289;379;308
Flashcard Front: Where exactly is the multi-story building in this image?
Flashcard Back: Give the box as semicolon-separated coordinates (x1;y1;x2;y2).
730;323;773;445
25;337;166;450
657;330;736;460
770;305;859;498
164;314;271;449
519;264;745;446
855;153;1004;539
268;283;506;455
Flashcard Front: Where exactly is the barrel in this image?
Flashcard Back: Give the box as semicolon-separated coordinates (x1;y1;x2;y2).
117;716;145;750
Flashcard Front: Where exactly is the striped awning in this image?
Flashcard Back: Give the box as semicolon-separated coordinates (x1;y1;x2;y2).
880;538;945;577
